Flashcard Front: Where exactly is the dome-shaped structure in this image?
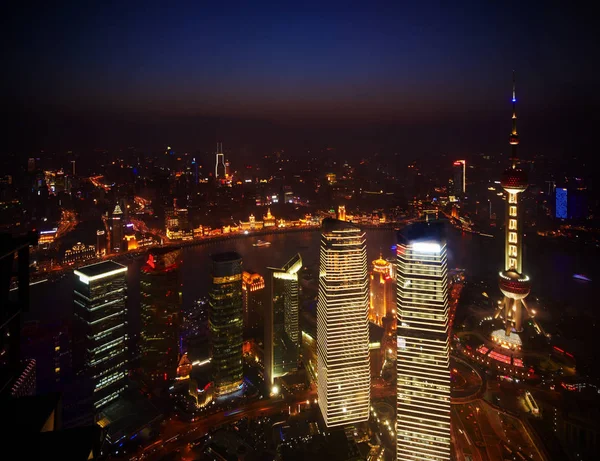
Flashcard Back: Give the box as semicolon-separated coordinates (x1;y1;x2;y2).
498;270;531;299
501;167;528;192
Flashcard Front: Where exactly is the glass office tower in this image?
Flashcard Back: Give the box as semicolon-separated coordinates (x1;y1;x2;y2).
396;221;451;460
73;260;128;411
317;218;370;428
209;252;244;396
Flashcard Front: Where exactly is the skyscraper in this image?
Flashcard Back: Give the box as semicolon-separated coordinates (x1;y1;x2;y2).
110;205;123;253
242;271;265;333
317;218;370;428
73;261;128;411
396;221;450;461
265;253;302;388
496;72;531;336
452;160;466;196
140;249;182;385
209;252;244;396
369;255;394;325
215;143;226;179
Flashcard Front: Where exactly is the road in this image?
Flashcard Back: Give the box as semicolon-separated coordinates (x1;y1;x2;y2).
117;385;398;461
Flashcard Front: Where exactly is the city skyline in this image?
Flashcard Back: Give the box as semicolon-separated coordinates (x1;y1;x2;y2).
2;5;599;459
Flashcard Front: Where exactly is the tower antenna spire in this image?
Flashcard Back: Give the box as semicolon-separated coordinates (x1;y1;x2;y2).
509;70;519;168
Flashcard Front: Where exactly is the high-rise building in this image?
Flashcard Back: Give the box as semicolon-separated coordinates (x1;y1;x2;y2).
73;261;128;411
242;271;265;332
369;255;394;325
110;205;124;253
215;143;226;179
317;218;370;428
96;230;107;256
265;253;302;387
209;252;244;396
140;249;182;385
396;221;451;461
337;205;346;221
496;73;531;336
452;160;466;196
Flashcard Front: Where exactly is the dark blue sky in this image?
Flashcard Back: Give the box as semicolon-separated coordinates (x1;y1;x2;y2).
3;1;598;155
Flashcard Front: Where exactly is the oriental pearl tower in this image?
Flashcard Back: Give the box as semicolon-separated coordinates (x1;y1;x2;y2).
496;72;531;336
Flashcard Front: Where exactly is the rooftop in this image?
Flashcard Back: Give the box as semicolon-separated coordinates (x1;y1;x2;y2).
74;260;127;278
398;220;447;245
321;217;361;232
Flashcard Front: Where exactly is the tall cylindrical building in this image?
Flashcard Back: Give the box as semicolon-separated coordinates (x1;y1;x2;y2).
209;252;244;396
317;218;370;428
396;221;451;461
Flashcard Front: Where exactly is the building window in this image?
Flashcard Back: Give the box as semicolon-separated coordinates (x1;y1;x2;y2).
509;258;517;268
509;219;517;230
509;245;517;257
509;232;517;243
509;206;517;217
508;193;517;204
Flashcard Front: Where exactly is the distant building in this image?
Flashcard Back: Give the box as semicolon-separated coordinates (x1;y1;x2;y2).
38;228;58;248
73;261;129;412
452;160;466;196
555;185;588;220
63;242;96;265
110;205;124;253
317;218;370;428
369;256;394;325
215;143;226;179
209;252;244;396
140;249;182;385
265;254;302;387
337;205;346;221
396;221;450;460
96;230;107;256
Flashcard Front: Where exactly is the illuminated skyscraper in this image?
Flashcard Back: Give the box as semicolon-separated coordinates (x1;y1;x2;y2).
209;252;244;396
396;221;450;461
369;255;394;325
73;261;128;411
110;204;123;253
140;249;182;385
96;230;107;256
452;160;466;196
496;72;531;336
242;271;265;332
215;142;226;179
265;253;302;387
317;218;370;428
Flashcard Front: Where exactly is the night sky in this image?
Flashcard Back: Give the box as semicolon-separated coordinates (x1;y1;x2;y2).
4;2;598;158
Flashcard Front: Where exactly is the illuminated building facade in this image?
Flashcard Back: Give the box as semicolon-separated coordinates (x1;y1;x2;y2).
110;204;124;253
496;73;531;336
396;221;450;461
265;253;302;387
96;230;107;256
73;261;128;411
63;242;96;265
369;255;394;325
209;252;244;396
452;160;466;196
140;249;182;384
38;228;57;248
337;205;346;221
242;271;265;332
317;218;370;427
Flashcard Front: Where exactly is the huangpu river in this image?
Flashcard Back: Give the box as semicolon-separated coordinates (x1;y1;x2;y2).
24;227;600;390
